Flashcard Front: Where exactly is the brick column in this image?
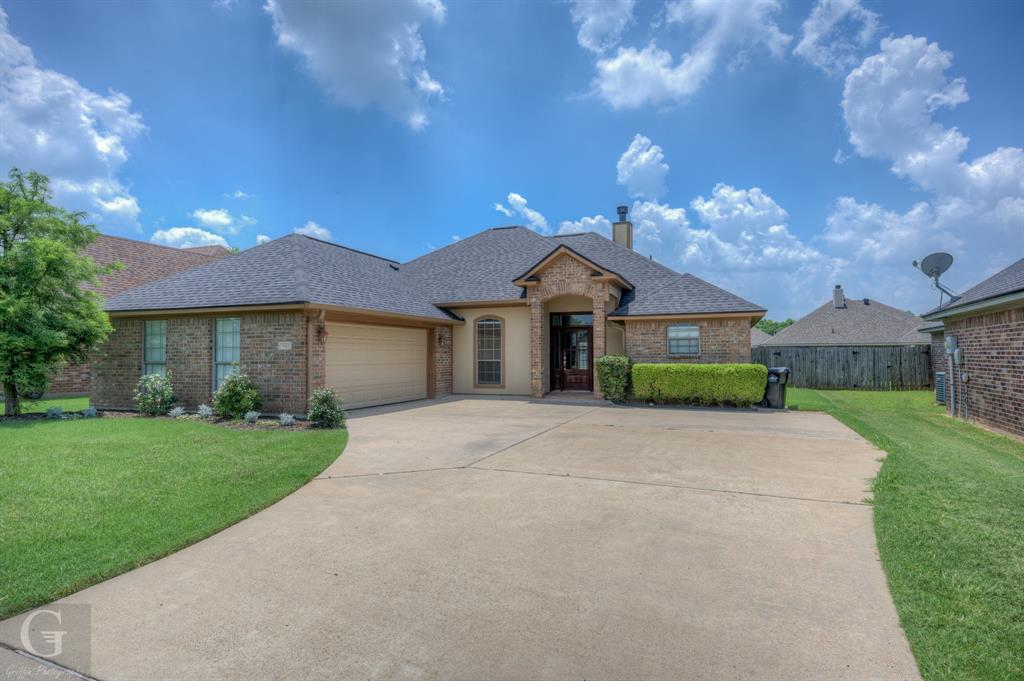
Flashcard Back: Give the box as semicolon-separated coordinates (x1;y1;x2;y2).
591;283;606;399
530;293;545;398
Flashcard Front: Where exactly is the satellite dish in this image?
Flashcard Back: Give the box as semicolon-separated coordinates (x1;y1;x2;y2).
914;252;954;278
912;252;960;305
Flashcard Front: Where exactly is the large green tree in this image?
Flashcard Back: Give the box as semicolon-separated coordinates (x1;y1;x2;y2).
755;317;796;335
0;168;113;415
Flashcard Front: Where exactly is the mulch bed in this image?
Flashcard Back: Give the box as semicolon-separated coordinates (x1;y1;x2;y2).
1;410;335;430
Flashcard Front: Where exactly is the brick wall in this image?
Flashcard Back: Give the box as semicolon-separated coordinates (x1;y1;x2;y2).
624;318;752;364
49;362;91;395
944;305;1024;438
929;331;946;380
92;312;312;414
433;326;453;397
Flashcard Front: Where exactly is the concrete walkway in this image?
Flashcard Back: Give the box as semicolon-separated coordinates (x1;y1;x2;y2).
1;398;920;680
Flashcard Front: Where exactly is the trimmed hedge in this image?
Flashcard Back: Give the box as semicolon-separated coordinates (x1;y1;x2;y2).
595;355;631;402
631;363;767;406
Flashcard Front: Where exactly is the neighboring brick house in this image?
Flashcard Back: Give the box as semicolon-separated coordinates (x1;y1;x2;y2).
48;236;231;395
922;256;1024;439
92;208;765;413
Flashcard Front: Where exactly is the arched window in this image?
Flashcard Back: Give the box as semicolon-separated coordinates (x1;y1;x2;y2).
475;317;503;387
667;323;700;356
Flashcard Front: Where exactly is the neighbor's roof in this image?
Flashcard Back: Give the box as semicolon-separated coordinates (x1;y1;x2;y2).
85;234;230;298
761;296;930;346
104;228;765;319
751;326;772;346
183;244;233;257
923;256;1024;319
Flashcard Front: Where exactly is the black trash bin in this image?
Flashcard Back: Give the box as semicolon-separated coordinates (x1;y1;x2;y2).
761;367;791;408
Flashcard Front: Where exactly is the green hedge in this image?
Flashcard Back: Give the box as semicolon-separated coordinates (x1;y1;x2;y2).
631;363;767;406
596;355;631;402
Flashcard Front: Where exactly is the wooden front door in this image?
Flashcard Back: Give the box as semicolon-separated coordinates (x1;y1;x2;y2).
550;314;594;391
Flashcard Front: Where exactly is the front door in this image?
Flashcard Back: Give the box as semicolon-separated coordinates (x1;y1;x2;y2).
550;314;593;391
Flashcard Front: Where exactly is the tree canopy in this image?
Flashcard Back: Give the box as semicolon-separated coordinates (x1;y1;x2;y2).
0;168;113;415
755;318;796;336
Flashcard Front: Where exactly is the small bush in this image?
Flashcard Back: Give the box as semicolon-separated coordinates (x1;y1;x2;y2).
308;388;345;429
596;355;632;402
134;372;176;416
46;406;64;420
168;406;186;419
279;413;295;428
631;363;767;407
244;410;260;424
213;373;262;420
197;403;214;419
81;406;99;418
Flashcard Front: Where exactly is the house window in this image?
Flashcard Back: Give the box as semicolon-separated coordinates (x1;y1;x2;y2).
475;318;502;386
667;323;700;355
143;320;166;375
214;318;241;390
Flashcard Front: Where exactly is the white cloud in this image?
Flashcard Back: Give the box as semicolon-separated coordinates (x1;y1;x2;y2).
617;134;668;199
190;208;254;235
256;233;272;245
229;189;252;199
794;0;880;76
558;214;612;236
294;220;332;240
571;0;634;54
494;192;549;234
0;8;145;230
150;227;229;249
264;0;445;130
594;0;790;109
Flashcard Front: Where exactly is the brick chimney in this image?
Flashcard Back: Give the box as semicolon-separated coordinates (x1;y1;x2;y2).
833;284;846;309
612;205;633;249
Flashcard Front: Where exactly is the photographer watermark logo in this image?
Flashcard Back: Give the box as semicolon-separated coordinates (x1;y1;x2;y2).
13;604;91;673
20;609;66;658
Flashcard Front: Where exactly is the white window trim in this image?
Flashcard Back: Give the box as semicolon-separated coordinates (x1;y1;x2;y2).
667;323;700;356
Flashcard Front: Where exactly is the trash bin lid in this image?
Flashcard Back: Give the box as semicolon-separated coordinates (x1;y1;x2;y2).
767;367;791;375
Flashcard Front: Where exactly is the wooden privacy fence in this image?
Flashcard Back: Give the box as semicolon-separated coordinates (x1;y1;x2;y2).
752;345;932;390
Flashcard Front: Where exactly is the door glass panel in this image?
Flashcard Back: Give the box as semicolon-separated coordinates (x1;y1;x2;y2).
565;314;593;326
573;330;589;370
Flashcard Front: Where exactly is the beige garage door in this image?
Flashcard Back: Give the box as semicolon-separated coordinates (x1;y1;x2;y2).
324;322;428;409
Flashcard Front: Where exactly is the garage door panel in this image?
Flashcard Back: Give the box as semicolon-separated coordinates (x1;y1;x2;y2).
325;322;428;409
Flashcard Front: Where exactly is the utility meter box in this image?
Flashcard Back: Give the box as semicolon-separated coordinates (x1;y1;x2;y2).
945;336;958;355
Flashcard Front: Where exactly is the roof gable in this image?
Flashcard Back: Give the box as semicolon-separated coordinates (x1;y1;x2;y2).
763;297;929;346
512;244;631;290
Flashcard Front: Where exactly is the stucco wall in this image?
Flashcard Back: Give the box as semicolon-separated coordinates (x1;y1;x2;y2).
606;321;625;355
451;306;531;395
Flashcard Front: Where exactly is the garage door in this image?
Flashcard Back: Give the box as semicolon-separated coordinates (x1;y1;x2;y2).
324;322;428;409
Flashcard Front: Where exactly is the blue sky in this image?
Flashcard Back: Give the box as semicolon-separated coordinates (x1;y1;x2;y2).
2;0;1022;318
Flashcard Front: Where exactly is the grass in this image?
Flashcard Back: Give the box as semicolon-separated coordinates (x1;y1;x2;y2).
0;417;346;619
0;395;90;414
787;388;1024;681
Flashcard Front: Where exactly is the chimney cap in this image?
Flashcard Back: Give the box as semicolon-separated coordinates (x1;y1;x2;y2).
616;205;629;221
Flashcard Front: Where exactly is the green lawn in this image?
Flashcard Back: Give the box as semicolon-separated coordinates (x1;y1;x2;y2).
788;388;1024;681
0;396;90;414
0;417;346;619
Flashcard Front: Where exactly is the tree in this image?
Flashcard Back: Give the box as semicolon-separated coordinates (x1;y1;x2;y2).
756;318;796;336
0;168;113;415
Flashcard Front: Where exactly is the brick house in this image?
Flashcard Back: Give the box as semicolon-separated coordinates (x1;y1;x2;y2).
92;208;765;413
47;236;231;395
922;256;1024;439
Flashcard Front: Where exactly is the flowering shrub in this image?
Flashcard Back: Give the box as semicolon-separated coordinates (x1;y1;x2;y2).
198;404;214;419
279;413;295;427
212;373;262;419
308;388;345;429
134;372;176;415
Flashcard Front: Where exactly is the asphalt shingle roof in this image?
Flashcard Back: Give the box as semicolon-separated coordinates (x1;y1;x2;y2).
925;256;1024;316
104;227;765;319
85;234;229;297
751;327;772;346
762;295;930;346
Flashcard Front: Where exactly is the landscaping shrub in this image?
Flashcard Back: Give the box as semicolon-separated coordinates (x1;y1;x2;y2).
631;363;767;406
596;355;632;402
197;404;213;419
134;372;176;415
168;406;186;419
279;413;295;428
244;410;260;424
308;388;345;429
46;406;64;420
81;406;98;418
212;373;262;420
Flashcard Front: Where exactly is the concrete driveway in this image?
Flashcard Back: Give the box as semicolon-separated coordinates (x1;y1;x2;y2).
1;398;920;680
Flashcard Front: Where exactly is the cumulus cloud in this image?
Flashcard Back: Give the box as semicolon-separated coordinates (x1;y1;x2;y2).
0;8;145;230
794;0;880;75
570;0;634;53
264;0;445;130
256;233;272;245
150;227;229;249
594;0;790;108
617;134;668;199
494;192;549;233
294;220;332;240
558;214;612;236
190;208;255;235
228;189;252;199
